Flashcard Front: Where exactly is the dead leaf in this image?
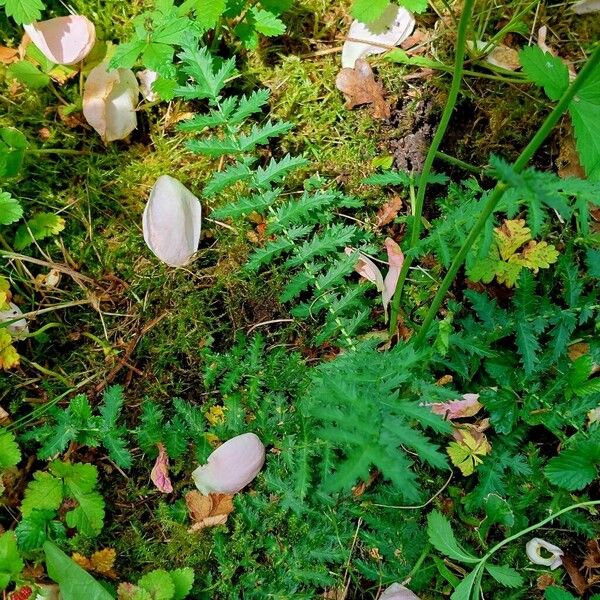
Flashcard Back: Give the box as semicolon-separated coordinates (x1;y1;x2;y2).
558;126;586;179
562;553;588;595
0;46;18;64
584;539;600;570
376;195;403;227
323;588;347;600
0;406;9;424
185;490;234;531
335;59;390;120
382;237;404;315
486;45;521;71
536;574;555;590
150;443;173;493
429;394;482;420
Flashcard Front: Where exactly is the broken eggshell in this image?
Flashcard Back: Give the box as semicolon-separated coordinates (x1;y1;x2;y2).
142;175;202;267
192;432;265;495
342;4;415;68
0;302;29;338
379;583;421;600
24;15;95;65
526;537;564;569
82;61;139;142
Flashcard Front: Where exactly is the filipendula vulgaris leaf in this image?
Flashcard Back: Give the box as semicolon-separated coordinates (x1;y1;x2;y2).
0;0;44;25
0;531;24;590
427;510;480;564
44;541;113;600
0;190;23;225
14;212;65;250
192;0;226;30
0;428;20;470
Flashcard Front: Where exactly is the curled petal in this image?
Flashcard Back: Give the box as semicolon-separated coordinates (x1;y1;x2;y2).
192;433;265;495
24;16;95;65
0;302;29;338
345;247;384;291
150;443;173;493
137;69;159;101
380;583;421;600
526;538;564;569
142;175;202;267
382;238;404;316
342;5;415;68
83;62;139;142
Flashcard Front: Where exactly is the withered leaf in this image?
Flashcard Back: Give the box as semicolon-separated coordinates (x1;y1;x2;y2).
185;490;234;531
376;195;403;227
562;553;588;595
0;46;18;65
584;539;600;570
335;59;390;120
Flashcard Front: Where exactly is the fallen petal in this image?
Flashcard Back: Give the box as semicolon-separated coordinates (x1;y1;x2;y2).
24;16;95;66
83;61;139;142
429;393;482;420
137;69;159;101
345;247;385;291
0;302;29;338
526;538;564;569
192;432;265;495
573;0;600;13
380;583;421;600
142;175;202;267
382;238;404;316
342;5;415;68
150;443;173;493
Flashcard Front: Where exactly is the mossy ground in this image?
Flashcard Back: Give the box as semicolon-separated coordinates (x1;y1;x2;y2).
1;0;598;595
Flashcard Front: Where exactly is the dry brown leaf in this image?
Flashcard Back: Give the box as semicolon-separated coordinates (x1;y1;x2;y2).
376;195;403;227
584;539;600;570
558;128;586;179
323;588;347;600
335;59;390;120
185;490;234;532
0;46;18;64
90;548;117;577
71;552;93;570
536;574;555;590
486;45;520;71
562;554;588;595
0;406;9;424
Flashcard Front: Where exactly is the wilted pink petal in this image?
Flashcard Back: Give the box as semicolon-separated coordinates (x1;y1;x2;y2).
429;393;482;420
24;16;95;66
382;238;404;316
142;175;202;267
151;443;173;493
380;583;421;600
192;433;265;495
345;247;384;291
83;61;139;142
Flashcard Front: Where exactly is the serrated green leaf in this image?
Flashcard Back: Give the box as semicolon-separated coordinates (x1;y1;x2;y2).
14;212;65;250
0;0;44;24
15;509;55;551
0;191;23;225
545;446;599;490
545;588;578;600
138;569;175;600
351;0;390;23
451;567;481;600
0;428;20;470
485;564;523;588
20;471;63;517
251;7;286;36
427;510;480;563
0;532;23;590
8;60;51;89
170;567;194;600
519;46;569;101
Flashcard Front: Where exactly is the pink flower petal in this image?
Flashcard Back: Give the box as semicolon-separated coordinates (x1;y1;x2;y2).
380;583;421;600
429;393;482;420
24;16;95;66
151;443;173;493
345;247;385;291
382;238;404;316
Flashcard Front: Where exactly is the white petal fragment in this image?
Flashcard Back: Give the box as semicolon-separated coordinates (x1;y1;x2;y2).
142;175;202;267
0;302;29;338
137;69;159;101
192;433;265;495
83;62;139;142
342;5;415;69
24;16;95;65
380;583;421;600
525;537;564;570
573;0;600;13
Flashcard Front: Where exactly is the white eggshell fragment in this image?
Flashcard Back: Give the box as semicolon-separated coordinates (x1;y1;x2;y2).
24;16;95;66
0;302;29;338
142;175;202;267
83;62;139;142
525;537;564;569
342;4;415;68
192;433;266;495
380;583;421;600
573;0;600;13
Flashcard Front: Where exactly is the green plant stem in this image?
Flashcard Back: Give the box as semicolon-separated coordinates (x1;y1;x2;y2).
414;45;600;348
483;500;600;562
29;148;87;156
388;0;475;336
435;151;481;174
